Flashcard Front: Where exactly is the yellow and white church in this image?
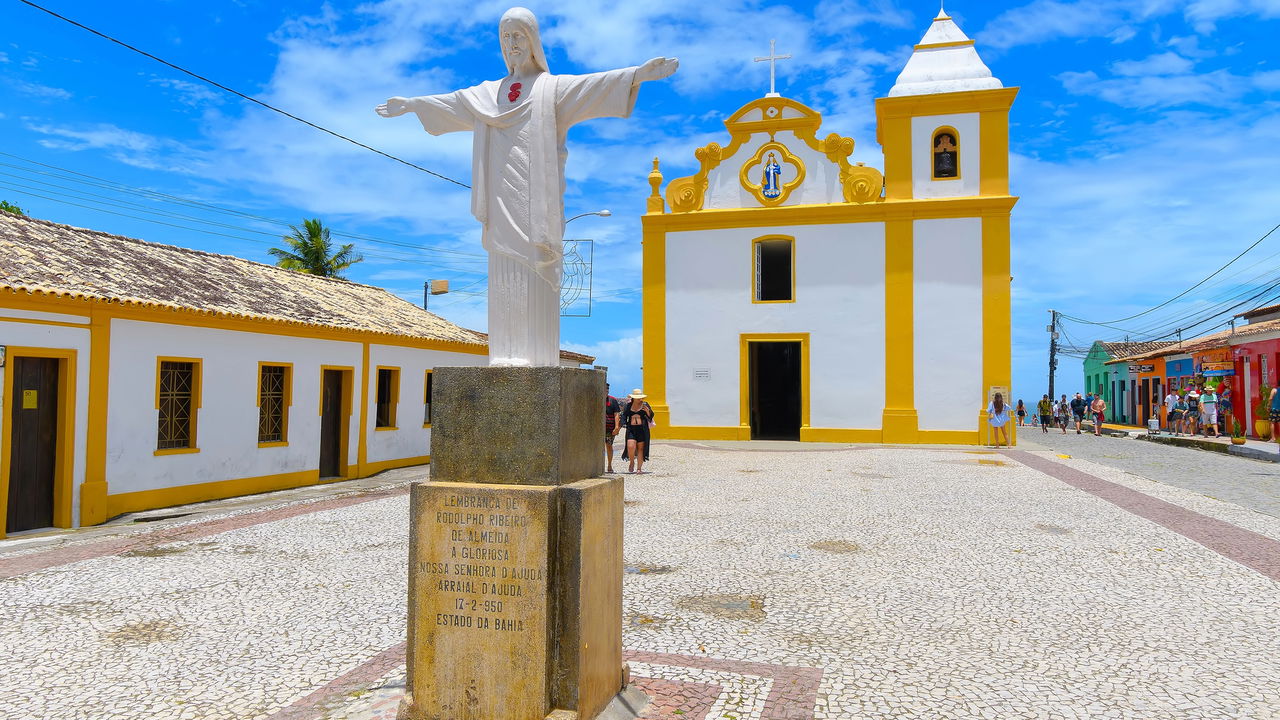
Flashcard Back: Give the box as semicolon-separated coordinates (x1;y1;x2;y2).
642;9;1016;444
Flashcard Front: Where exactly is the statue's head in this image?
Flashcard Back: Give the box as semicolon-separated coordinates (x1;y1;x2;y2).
499;7;549;75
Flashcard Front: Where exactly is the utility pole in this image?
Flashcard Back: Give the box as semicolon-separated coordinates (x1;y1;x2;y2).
1047;309;1059;400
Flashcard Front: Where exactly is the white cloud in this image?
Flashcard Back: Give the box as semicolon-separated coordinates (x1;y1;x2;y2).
563;331;643;391
10;80;71;100
147;76;223;107
1184;0;1280;31
1058;68;1247;108
24;122;201;172
1255;69;1280;91
1111;51;1194;77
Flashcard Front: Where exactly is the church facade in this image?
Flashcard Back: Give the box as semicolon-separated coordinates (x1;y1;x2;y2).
641;10;1016;444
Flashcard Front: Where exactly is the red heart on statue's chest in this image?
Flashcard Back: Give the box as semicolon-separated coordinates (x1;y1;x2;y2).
508;82;522;102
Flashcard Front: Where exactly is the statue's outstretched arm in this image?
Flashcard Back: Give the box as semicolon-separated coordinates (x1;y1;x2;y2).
375;96;417;118
634;57;679;85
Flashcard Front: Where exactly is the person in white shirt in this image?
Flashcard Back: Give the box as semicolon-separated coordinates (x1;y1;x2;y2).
1163;389;1179;432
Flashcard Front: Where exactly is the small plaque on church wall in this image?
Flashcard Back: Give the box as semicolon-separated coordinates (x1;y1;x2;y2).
693;367;711;381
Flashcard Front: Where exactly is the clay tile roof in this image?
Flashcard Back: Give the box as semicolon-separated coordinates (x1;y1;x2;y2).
1237;302;1280;320
1098;340;1176;362
1178;316;1280;354
0;212;487;346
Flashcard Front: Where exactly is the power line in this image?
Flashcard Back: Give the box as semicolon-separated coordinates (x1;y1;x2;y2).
16;0;471;190
1061;220;1280;328
0;151;486;263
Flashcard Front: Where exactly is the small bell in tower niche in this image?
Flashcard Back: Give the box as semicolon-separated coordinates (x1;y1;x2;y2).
933;132;958;178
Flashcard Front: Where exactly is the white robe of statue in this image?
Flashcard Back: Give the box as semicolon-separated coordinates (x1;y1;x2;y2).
377;7;676;367
408;71;637;366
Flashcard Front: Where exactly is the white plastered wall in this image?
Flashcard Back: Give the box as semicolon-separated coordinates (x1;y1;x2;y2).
105;319;365;495
664;222;886;429
911;112;980;199
364;344;482;464
913;218;983;430
0;314;92;526
702;130;845;210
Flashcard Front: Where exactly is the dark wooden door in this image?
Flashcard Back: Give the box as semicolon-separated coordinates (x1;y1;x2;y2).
319;370;343;478
7;357;58;533
749;342;801;441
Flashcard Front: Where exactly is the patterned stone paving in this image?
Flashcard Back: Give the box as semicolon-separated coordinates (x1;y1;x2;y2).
3;444;1280;719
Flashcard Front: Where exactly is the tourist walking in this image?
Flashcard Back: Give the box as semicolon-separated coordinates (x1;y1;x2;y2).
603;383;621;473
1171;394;1188;436
1091;392;1107;436
1056;394;1071;434
620;388;653;474
1163;387;1179;432
1201;385;1219;437
987;392;1010;448
1037;394;1052;433
1185;387;1201;436
1016;399;1026;427
1070;392;1087;434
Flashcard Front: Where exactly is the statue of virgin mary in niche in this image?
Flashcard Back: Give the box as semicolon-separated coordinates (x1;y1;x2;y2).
761;151;783;199
376;7;678;366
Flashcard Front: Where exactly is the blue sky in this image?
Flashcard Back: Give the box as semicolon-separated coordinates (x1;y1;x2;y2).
3;0;1279;405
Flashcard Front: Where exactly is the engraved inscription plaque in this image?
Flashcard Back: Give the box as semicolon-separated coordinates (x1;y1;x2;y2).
406;482;555;720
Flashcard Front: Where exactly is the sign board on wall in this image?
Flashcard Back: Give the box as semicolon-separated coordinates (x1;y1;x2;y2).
988;386;1009;407
1128;364;1155;373
1201;361;1235;377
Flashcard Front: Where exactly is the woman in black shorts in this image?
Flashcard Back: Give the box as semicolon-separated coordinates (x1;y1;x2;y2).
620;388;653;474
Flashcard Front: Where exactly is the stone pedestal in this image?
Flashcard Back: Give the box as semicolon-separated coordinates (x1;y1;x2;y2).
400;367;627;720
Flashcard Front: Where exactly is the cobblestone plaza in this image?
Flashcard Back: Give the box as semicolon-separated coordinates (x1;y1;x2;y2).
2;440;1278;719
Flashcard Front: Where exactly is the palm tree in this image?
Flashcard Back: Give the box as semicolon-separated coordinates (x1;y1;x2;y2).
268;218;363;278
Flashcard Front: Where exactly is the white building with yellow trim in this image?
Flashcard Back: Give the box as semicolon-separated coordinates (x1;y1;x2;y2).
0;213;589;537
642;10;1015;444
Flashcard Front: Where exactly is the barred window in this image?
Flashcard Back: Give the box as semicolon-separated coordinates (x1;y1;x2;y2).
376;367;399;429
258;365;290;443
157;361;198;450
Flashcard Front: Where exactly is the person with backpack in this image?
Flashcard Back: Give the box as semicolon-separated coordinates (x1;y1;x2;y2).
1056;394;1071;434
1171;393;1188;436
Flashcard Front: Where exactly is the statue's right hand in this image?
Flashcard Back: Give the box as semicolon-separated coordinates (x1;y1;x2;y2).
376;97;411;118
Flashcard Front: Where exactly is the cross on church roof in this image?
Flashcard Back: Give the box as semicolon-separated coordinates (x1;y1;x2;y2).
753;39;792;98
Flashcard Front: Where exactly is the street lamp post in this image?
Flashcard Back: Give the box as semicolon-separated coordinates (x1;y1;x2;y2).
565;209;611;226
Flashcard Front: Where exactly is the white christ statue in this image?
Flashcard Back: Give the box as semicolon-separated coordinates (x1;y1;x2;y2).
376;7;678;367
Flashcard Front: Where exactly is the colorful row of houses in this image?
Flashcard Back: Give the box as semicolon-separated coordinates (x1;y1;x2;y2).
1082;304;1280;436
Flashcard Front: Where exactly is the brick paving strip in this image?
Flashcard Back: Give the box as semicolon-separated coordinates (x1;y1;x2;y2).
628;677;721;720
262;647;822;720
0;486;411;580
1002;449;1280;582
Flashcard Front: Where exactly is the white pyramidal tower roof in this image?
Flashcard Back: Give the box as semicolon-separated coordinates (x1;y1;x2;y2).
888;6;1002;97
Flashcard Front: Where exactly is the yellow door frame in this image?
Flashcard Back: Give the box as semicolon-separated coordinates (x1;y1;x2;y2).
0;346;78;538
738;333;811;437
319;365;355;480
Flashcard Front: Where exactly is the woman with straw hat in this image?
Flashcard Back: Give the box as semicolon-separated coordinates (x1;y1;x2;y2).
620;388;654;474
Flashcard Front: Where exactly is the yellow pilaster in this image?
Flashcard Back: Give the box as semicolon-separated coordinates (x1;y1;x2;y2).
80;307;110;525
641;224;670;434
881;114;913;200
981;211;1012;442
357;341;370;476
979;109;1011;196
882;217;919;442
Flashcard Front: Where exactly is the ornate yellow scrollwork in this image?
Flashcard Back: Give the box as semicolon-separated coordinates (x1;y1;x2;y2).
660;97;883;212
842;163;884;204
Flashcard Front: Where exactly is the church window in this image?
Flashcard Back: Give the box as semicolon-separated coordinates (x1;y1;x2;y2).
932;128;959;180
376;367;400;429
754;237;794;303
423;370;434;427
156;358;200;451
258;363;291;445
